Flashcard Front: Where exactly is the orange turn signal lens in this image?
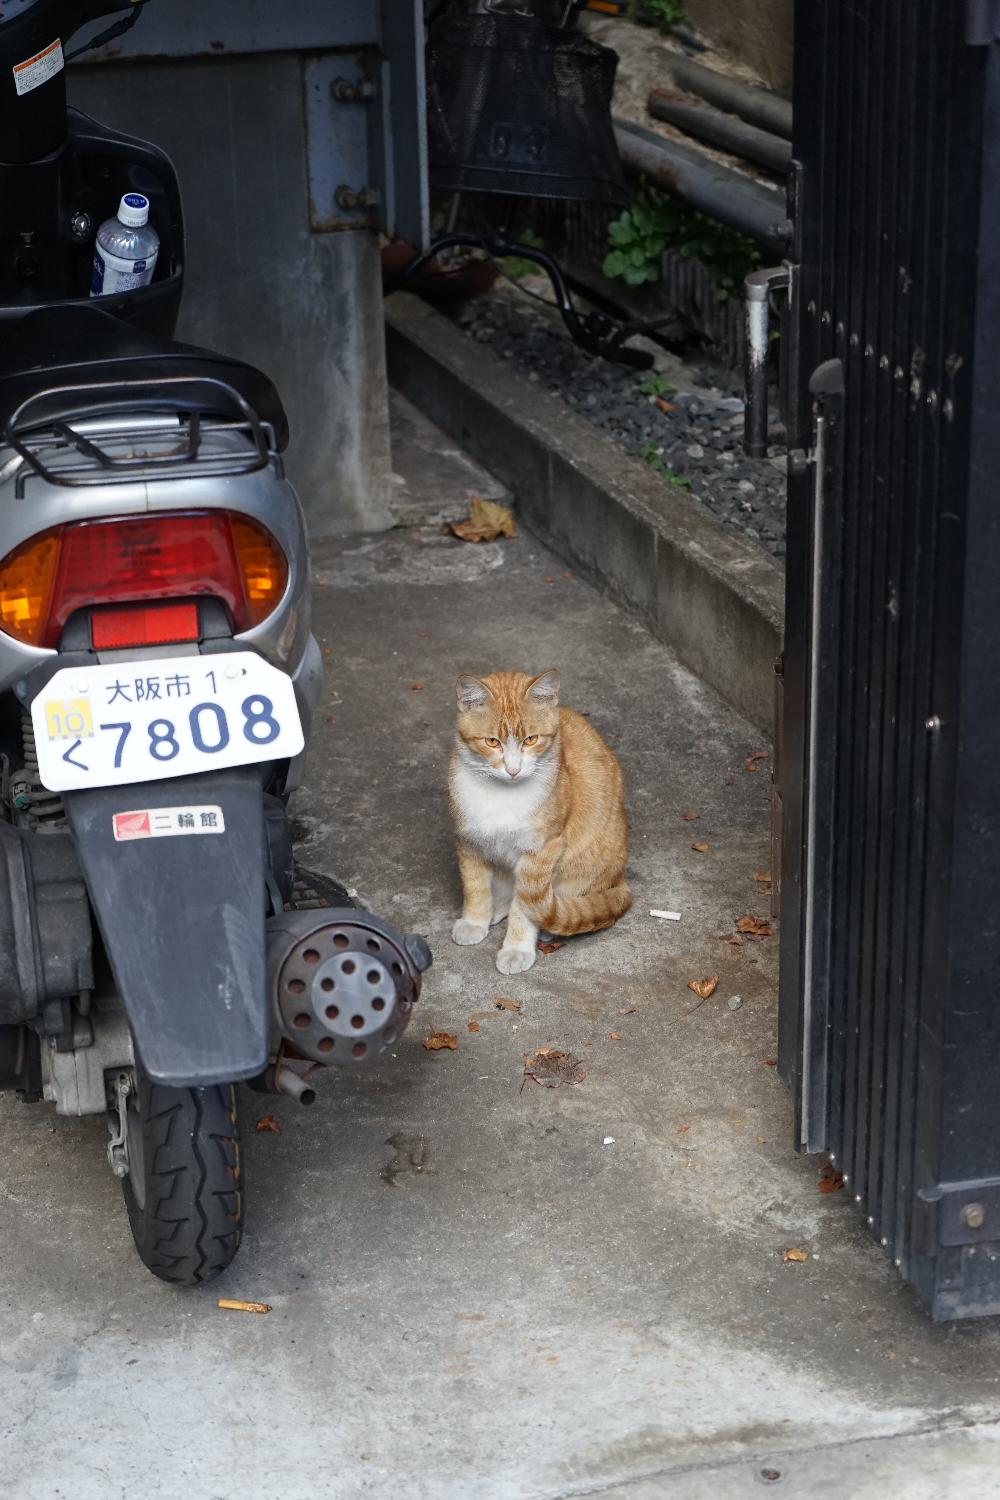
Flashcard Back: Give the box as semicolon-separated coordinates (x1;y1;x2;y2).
0;529;61;646
229;515;289;626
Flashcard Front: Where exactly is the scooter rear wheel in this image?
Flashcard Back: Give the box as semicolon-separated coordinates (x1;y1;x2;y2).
122;1064;244;1286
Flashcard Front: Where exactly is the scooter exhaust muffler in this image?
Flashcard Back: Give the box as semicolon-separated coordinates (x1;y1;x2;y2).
266;908;431;1067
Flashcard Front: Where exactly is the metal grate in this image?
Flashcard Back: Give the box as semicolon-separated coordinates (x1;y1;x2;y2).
780;0;1000;1319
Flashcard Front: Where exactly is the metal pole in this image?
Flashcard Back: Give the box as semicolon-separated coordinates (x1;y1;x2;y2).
613;119;790;258
647;91;792;176
662;54;793;139
744;265;789;458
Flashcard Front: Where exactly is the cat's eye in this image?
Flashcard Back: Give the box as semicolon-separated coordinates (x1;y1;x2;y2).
485;736;500;747
523;735;539;746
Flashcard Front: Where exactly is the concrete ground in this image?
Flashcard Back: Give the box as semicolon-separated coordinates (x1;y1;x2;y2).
3;394;1000;1500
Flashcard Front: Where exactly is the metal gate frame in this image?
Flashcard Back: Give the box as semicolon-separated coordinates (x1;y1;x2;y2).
779;0;1000;1320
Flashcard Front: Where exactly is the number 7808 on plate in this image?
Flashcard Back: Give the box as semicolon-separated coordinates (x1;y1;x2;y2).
31;651;305;792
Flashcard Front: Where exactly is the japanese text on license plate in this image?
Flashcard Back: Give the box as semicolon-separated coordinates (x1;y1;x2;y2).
32;653;304;792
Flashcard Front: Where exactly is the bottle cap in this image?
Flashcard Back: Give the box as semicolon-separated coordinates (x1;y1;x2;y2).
117;193;150;228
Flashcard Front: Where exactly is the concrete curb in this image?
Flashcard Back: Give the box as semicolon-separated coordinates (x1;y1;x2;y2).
385;293;784;731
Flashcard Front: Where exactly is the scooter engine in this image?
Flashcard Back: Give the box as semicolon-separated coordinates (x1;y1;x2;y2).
267;908;431;1067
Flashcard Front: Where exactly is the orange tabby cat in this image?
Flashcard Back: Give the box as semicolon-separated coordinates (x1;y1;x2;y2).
449;668;631;974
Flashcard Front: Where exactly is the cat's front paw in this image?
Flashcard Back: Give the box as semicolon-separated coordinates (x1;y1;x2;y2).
452;917;490;946
496;943;537;975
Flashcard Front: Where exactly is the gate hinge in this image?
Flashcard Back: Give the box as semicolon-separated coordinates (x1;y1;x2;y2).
916;1178;1000;1251
967;0;1000;44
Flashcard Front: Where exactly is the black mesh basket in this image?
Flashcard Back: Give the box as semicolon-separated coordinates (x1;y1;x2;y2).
426;11;628;206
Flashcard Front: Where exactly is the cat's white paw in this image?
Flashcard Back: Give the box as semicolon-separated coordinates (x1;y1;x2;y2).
491;904;510;926
452;918;490;946
495;944;537;975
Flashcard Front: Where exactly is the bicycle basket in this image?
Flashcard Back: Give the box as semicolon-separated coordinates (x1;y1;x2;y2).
426;12;628;205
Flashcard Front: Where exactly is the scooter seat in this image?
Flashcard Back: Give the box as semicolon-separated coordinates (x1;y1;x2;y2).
0;304;289;450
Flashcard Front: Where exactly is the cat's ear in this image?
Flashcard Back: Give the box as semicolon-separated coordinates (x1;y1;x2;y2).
456;674;492;712
526;668;560;707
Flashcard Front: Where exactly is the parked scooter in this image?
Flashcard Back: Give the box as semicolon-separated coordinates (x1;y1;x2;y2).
0;0;430;1284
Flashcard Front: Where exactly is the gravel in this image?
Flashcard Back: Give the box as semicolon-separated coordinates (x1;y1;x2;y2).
448;288;787;561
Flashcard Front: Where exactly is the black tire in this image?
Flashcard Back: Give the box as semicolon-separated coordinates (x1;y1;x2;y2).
122;1065;243;1287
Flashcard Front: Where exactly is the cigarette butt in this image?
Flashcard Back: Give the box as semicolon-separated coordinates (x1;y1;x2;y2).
217;1298;272;1315
649;909;682;921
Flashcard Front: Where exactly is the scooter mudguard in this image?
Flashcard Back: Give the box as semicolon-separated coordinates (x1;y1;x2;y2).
63;767;268;1087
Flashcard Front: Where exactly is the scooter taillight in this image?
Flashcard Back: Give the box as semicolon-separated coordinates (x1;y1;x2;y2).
0;512;288;648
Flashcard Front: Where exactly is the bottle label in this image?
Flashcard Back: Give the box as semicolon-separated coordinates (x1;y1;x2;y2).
90;245;159;298
13;38;64;97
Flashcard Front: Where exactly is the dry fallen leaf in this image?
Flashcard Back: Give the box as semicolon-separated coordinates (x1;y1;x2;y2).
218;1299;272;1314
609;1031;622;1041
448;496;518;544
718;933;744;947
522;1048;587;1088
745;749;769;774
760;1057;778;1067
687;975;719;1000
753;870;773;884
680;809;700;822
736;914;773;937
677;1123;690;1135
783;1247;809;1263
819;1162;845;1194
494;997;522;1013
537;938;565;954
467;1020;480;1033
724;769;735;786
756;1135;767;1144
410;682;424;691
255;1114;281;1135
423;1031;458;1052
691;841;710;853
619;1005;638;1015
655;396;676;413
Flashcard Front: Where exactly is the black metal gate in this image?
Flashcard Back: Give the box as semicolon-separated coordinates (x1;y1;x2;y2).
780;0;1000;1319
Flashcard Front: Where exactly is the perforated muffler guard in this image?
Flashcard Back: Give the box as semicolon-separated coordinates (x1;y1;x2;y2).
266;907;429;1065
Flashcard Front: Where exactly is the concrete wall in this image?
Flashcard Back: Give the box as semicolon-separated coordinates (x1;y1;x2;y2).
684;0;793;96
69;55;392;538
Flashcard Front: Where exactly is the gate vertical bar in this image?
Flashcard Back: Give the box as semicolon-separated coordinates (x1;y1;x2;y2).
781;0;1000;1317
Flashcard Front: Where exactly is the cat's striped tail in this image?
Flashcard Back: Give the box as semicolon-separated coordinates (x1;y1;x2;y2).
518;880;632;937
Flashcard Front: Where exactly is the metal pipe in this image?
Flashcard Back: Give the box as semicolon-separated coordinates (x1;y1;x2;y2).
273;1063;317;1107
744;265;789;458
647;91;792;175
613;119;790;259
663;55;793;140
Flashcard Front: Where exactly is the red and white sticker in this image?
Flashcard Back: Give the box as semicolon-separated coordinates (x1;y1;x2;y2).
13;38;64;97
113;805;226;842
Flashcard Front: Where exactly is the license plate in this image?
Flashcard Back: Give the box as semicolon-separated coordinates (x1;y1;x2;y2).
32;651;305;792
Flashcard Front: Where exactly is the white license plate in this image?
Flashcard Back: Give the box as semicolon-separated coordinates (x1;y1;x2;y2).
32;651;304;792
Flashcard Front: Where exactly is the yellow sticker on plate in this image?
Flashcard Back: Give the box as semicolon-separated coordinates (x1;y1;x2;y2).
44;697;94;741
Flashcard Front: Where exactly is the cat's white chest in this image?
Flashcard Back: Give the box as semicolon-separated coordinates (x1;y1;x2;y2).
452;761;548;867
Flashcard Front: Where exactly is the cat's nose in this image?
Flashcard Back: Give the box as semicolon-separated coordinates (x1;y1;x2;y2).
508;766;521;778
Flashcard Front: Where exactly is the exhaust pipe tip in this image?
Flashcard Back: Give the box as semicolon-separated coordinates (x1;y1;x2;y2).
274;1062;317;1106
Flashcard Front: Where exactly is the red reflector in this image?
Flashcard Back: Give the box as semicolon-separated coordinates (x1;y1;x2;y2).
92;601;200;650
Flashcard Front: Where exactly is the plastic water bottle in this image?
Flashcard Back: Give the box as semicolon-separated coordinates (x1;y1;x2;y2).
90;193;160;297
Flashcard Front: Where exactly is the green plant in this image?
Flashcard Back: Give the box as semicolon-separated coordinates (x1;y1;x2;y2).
636;0;691;29
500;226;545;280
603;198;673;286
604;188;763;298
637;441;691;488
639;373;675;398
